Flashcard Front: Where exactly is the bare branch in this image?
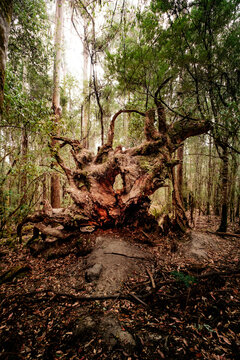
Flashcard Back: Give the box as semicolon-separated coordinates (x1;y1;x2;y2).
107;109;145;147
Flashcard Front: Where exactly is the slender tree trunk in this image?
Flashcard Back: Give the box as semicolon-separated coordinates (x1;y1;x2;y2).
82;18;89;148
218;147;229;232
171;163;189;232
176;144;184;203
194;145;200;215
229;154;238;223
51;0;64;208
214;177;221;216
236;193;240;226
42;173;48;203
206;136;212;216
21;126;28;202
0;0;13;111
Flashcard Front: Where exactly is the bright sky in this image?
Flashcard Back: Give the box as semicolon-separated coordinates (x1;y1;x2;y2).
48;1;84;88
64;6;84;83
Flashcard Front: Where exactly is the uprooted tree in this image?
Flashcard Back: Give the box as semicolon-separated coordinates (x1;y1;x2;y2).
18;106;210;242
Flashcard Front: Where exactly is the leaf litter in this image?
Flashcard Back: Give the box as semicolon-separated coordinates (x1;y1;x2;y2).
0;223;239;359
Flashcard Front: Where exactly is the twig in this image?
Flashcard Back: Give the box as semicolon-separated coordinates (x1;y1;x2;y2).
0;289;147;307
145;267;156;289
141;230;154;244
130;293;148;307
206;230;240;238
103;252;151;261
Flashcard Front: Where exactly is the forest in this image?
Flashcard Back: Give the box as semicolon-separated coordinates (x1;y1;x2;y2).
0;0;239;359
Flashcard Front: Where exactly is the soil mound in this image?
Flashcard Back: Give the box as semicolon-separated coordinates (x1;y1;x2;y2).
84;234;152;295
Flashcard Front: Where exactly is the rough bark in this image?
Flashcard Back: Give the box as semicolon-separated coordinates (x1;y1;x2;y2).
218;147;229;232
206;136;212;216
0;0;13;111
171;165;189;232
176;144;184;202
18;109;210;241
229;154;238;223
82;16;89;148
171;143;188;231
21;126;28;202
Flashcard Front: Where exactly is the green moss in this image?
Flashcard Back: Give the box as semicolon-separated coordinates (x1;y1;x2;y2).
165;159;180;168
74;171;91;191
73;214;89;221
0;265;30;285
0;235;18;248
139;157;154;173
0;1;13;24
172;121;183;132
71;213;89;227
76;237;83;245
134;139;165;156
138;154;168;176
95;145;111;164
76;181;85;189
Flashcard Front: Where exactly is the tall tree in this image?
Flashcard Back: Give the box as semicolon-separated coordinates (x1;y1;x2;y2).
0;0;52;233
0;0;13;110
51;0;65;208
82;16;89;148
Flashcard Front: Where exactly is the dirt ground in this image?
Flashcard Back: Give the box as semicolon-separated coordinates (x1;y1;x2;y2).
0;216;239;359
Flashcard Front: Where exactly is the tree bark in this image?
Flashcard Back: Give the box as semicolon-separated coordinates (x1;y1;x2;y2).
82;16;89;148
236;193;240;225
229;154;238;223
176;144;184;203
0;0;13;111
206;136;212;216
21;126;28;202
171;166;189;232
51;0;65;208
218;147;229;232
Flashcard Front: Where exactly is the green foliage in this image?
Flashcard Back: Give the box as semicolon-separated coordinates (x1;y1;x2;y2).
3;67;52;132
150;203;170;220
0;0;53;235
105;0;240;141
8;0;52;78
171;271;197;288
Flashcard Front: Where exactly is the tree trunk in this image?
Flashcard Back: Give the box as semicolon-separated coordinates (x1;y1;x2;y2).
236;193;240;227
51;0;64;208
229;154;238;223
42;173;48;203
176;144;184;203
218;147;229;232
214;174;221;216
206;136;212;216
82;17;89;148
170;143;189;232
0;0;13;110
171;166;189;232
21;126;28;202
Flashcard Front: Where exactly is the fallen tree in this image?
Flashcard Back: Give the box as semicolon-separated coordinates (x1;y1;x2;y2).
18;106;210;242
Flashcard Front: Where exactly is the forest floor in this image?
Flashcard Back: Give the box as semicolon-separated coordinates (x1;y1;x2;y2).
0;215;240;360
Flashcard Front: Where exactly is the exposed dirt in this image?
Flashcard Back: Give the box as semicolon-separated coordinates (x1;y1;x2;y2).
84;234;152;295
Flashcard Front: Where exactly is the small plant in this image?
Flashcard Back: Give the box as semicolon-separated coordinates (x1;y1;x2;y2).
171;271;197;288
